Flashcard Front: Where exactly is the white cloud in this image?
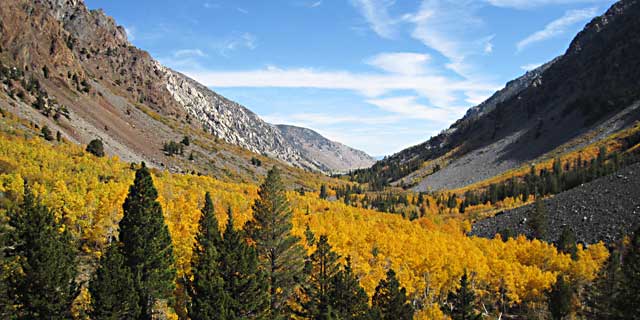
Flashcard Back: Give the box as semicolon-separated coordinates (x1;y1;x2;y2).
349;0;397;38
487;0;602;9
310;1;323;8
521;62;544;71
237;7;249;14
366;96;466;122
263;112;401;126
184;65;498;107
124;26;136;41
365;52;431;76
203;2;220;9
405;0;491;78
216;32;257;56
517;7;598;51
173;49;207;58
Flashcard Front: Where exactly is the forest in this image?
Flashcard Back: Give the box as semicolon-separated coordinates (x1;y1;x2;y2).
0;107;638;319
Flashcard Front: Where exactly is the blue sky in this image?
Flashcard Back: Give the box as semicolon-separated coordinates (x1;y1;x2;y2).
85;0;616;156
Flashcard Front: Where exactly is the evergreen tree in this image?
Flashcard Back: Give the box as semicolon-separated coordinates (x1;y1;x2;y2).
89;243;141;319
529;197;548;239
9;183;78;319
329;257;370;320
371;269;413;320
245;166;305;319
548;275;572;320
320;184;328;200
188;192;227;320
296;234;341;319
219;207;269;319
617;226;640;318
557;226;577;260
86;139;105;157
585;248;622;319
444;270;480;320
119;163;176;319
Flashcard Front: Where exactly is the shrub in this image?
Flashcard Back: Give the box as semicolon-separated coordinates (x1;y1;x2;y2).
86;139;105;157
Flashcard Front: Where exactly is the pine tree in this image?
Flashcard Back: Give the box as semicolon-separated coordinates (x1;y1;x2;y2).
371;269;414;320
444;270;480;320
548;275;572;320
119;163;176;319
529;197;548;240
245;166;305;319
585;248;622;319
219;206;269;319
618;227;640;318
329;257;370;320
557;226;577;260
9;183;78;319
296;234;341;319
319;184;328;200
188;192;227;320
89;243;141;319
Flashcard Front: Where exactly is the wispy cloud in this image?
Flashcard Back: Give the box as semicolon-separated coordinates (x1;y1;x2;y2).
237;7;249;14
366;96;466;122
309;1;323;8
174;49;207;58
124;26;136;41
263;112;401;126
184;64;498;108
349;0;397;38
203;2;220;9
216;32;257;56
365;52;431;76
404;0;492;78
517;7;598;51
486;0;603;9
521;62;544;71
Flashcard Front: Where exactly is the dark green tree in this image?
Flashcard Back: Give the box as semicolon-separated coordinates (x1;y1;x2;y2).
188;192;226;320
371;269;413;320
557;226;577;260
86;139;105;157
585;247;622;319
319;184;328;200
617;227;640;318
9;184;78;319
245;166;305;319
328;257;371;320
119;163;176;319
548;275;572;320
444;270;480;320
41;125;54;141
219;207;269;319
89;243;141;319
529;197;548;239
296;234;341;319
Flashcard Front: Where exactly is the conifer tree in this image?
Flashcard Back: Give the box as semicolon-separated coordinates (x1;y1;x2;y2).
586;247;622;319
89;243;141;319
548;275;572;320
119;163;176;319
617;227;640;318
188;192;227;320
557;226;577;260
444;270;480;320
9;183;78;319
319;184;328;200
329;257;371;320
371;269;414;320
529;197;548;240
219;207;269;319
296;234;341;319
245;166;305;319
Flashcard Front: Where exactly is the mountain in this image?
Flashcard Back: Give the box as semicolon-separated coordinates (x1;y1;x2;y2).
352;0;640;191
0;0;372;176
276;125;375;173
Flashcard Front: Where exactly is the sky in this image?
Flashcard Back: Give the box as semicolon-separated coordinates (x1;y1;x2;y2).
85;0;616;157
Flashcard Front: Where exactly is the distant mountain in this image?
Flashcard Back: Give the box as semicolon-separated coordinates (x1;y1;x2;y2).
0;0;372;175
276;125;375;173
351;0;640;191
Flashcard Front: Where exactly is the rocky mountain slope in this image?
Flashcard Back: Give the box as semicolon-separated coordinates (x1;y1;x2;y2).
276;125;375;173
0;0;372;176
352;0;640;191
470;162;640;244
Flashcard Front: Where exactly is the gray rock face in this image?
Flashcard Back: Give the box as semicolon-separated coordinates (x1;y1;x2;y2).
276;125;376;174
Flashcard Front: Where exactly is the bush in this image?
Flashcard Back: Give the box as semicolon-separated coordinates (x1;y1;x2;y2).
41;126;54;141
86;139;105;157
